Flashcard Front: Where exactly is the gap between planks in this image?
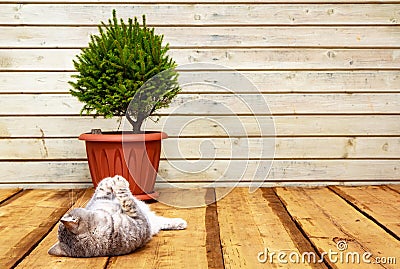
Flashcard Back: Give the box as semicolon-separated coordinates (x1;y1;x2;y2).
275;187;400;269
0;189;87;268
0;188;23;205
4;186;400;268
329;185;400;240
215;188;327;268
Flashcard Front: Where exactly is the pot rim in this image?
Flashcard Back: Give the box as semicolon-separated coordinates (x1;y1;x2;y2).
79;131;168;142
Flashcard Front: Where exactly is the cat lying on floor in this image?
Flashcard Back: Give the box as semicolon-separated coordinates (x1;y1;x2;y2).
48;175;187;257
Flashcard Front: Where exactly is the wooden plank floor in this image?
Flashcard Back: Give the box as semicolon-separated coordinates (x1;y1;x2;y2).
0;186;399;269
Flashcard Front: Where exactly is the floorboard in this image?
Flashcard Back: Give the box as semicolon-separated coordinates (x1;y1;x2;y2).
275;187;400;269
0;189;21;203
388;184;400;194
331;185;400;238
0;186;399;269
14;189;109;269
0;189;85;268
216;188;324;269
107;188;209;269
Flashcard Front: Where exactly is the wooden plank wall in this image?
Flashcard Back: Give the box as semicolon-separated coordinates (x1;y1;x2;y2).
0;0;399;187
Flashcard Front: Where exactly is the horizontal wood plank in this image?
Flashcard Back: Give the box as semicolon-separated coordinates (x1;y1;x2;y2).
275;187;400;268
0;189;85;268
1;71;400;94
1;49;400;71
4;0;400;3
161;137;400;159
0;93;399;115
0;160;398;183
0;0;399;189
159;160;400;182
330;185;400;237
2;26;400;48
1;4;399;25
1;115;399;138
1;137;400;160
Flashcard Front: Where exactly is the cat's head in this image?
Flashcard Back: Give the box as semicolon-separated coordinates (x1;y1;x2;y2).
48;208;92;256
60;208;92;234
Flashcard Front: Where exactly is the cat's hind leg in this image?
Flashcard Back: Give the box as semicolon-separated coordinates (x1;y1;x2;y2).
110;175;187;234
110;175;141;218
86;177;115;208
150;215;187;233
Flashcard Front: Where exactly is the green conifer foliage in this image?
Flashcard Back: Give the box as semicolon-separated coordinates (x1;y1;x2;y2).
70;10;180;133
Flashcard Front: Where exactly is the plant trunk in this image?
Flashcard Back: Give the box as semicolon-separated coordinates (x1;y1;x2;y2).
132;114;146;134
132;122;142;134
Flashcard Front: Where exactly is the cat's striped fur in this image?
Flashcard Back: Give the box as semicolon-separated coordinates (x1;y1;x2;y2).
48;175;187;257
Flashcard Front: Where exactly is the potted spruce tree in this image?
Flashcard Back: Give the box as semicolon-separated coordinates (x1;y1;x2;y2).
70;10;180;200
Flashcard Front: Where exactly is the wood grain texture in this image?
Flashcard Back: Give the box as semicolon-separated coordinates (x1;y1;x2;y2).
330;186;400;238
161;137;400;159
1;4;399;25
205;188;224;269
0;188;21;203
1;115;399;138
2;26;400;48
1;71;400;94
15;189;110;269
0;189;85;268
108;188;208;269
216;188;318;268
4;0;400;3
275;187;400;268
158;159;400;182
0;0;399;186
388;185;400;193
0;186;398;267
1;49;400;71
0;160;399;184
261;188;328;269
0;93;399;115
1;137;399;160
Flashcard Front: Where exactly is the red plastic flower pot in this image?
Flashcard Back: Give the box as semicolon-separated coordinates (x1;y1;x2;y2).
79;132;167;200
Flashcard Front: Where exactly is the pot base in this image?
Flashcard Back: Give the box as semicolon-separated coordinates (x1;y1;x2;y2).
134;191;159;201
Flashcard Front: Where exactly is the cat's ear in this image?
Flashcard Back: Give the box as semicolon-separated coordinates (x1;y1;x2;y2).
48;242;67;256
60;215;79;231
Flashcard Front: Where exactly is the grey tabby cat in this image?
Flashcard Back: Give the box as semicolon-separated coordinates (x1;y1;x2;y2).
48;175;187;257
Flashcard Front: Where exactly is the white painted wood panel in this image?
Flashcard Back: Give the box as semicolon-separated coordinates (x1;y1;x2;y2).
1;49;399;71
1;116;399;138
158;160;400;182
5;1;400;3
0;1;398;186
0;94;398;115
1;4;399;25
0;137;399;160
2;26;400;48
0;160;398;183
2;71;400;94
